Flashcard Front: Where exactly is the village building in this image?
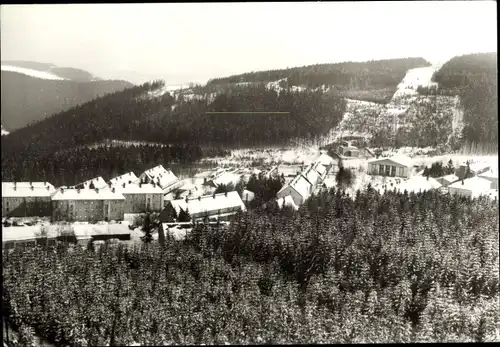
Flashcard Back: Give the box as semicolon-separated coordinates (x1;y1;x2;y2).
139;165;181;194
448;177;492;199
436;174;460;187
311;161;328;181
51;186;125;222
204;170;242;188
112;182;164;213
109;172;140;187
479;169;498;190
397;176;442;194
2;182;56;217
367;155;413;178
263;166;280;179
316;152;335;169
455;161;491;180
338;141;360;157
276;174;313;207
301;164;322;187
163;191;246;222
73;176;108;189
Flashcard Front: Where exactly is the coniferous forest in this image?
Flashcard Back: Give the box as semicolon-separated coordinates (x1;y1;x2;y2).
431;52;498;145
3;187;499;345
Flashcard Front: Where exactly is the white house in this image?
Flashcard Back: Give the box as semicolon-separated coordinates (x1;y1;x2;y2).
276;175;313;207
479;169;498;190
139;165;180;193
167;191;246;221
367;155;413;178
397;176;442;194
448;177;492;198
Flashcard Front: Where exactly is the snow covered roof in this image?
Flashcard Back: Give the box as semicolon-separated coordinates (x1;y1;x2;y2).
439;174;460;183
213;171;241;187
74;177;108;189
276;195;299;211
460;160;491;173
112;183;164;195
169;191;246;217
367;155;413;168
301;165;320;186
161;224;188;241
3;223;130;242
448;177;492;191
397;176;442;193
316;153;334;166
51;186;126;201
109;172;139;186
288;175;312;199
479;169;498;180
312;162;327;178
2;182;56;198
140;165;178;190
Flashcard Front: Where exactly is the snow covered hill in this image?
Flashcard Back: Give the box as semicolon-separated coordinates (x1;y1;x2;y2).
1;65;67;80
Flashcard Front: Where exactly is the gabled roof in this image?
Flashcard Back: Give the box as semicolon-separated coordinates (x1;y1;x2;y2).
51;186;126;201
140;165;178;189
312;162;327;177
169;191;246;216
479;169;498;180
367;155;412;167
74;177;108;189
438;174;459;183
301;165;320;186
448;177;492;191
109;172;139;186
288;175;312;199
112;183;164;195
316;153;334;166
2;182;56;198
212;171;241;187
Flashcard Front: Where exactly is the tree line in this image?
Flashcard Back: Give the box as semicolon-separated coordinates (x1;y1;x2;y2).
1;144;228;188
207;57;431;91
3;186;498;345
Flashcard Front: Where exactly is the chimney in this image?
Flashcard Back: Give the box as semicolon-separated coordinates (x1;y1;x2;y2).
61;188;64;193
185;197;189;203
139;183;142;188
46;186;50;191
112;188;116;193
95;188;99;194
77;188;81;194
213;193;216;199
129;172;132;176
225;192;228;197
462;179;464;185
13;186;16;191
31;186;34;191
123;183;126;188
198;196;201;201
129;180;132;184
14;182;17;187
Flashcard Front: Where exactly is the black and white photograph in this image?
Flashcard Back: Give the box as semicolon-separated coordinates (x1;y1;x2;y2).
1;1;498;345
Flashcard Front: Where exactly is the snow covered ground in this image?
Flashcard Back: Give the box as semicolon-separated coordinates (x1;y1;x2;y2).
1;64;67;80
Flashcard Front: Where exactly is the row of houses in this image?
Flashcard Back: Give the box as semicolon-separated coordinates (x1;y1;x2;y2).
275;153;334;209
2;164;249;223
2;165;176;220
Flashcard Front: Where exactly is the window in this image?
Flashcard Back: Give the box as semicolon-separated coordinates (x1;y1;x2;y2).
391;166;396;177
385;165;391;176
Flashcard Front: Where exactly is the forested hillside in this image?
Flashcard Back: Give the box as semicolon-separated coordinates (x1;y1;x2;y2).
1;82;346;155
431;53;497;145
1;71;132;131
208;57;431;103
3;188;498;344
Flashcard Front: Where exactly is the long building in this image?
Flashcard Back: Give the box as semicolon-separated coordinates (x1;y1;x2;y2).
2;182;56;217
112;182;164;213
367;155;413;178
164;191;246;222
51;186;125;222
109;172;140;187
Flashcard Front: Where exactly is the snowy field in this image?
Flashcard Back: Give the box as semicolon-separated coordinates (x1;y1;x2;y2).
1;64;67;80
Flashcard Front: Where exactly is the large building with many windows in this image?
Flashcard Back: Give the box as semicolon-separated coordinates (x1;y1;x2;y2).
51;186;125;222
367;155;413;178
2;182;56;217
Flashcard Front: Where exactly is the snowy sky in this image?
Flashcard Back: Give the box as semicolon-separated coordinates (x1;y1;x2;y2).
1;2;497;85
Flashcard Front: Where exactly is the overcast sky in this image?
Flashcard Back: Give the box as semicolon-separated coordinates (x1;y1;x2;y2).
1;2;497;85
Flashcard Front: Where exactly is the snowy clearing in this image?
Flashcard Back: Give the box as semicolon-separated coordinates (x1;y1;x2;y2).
1;64;67;80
